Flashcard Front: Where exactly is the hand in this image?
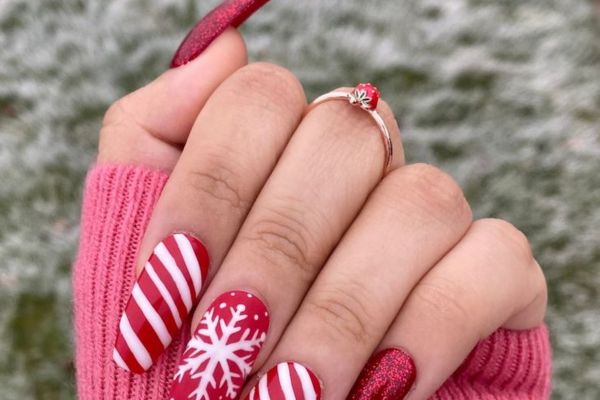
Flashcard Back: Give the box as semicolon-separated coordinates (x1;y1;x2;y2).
100;28;547;400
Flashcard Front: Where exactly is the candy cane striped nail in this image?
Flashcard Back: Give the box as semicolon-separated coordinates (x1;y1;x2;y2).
245;362;321;400
113;233;209;373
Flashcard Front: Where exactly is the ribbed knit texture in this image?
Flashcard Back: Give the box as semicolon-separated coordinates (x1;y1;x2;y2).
73;164;552;399
432;326;551;399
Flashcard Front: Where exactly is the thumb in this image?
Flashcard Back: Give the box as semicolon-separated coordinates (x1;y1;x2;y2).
98;27;247;170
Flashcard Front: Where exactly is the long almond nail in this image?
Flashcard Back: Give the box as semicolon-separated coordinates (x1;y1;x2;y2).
169;290;269;399
245;362;322;400
348;348;416;400
170;0;270;68
113;233;209;373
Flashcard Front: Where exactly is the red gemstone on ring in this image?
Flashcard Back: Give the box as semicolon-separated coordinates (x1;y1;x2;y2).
352;83;380;110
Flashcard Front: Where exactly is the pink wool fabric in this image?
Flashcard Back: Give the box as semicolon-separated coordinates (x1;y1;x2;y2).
73;164;552;399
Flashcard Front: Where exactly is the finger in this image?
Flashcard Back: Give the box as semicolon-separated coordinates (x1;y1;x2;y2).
243;164;473;400
349;218;548;400
113;63;307;373
168;87;404;399
98;27;247;170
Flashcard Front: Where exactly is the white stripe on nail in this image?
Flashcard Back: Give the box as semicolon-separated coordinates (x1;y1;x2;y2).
154;242;193;311
174;233;203;295
278;362;297;400
145;261;183;327
119;314;152;370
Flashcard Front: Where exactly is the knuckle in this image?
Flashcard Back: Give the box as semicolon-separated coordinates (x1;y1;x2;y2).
474;218;534;263
100;94;155;141
413;278;472;332
529;259;548;296
229;62;305;113
243;203;316;280
532;261;549;308
186;153;248;216
102;99;124;128
100;97;130;139
381;163;472;223
308;283;374;345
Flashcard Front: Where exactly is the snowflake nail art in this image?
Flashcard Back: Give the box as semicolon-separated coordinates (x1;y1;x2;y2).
169;290;269;400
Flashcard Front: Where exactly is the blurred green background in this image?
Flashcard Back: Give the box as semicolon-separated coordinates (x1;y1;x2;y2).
1;0;599;398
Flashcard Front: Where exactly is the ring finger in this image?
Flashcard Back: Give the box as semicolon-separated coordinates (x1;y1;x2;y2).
243;164;473;400
168;82;403;399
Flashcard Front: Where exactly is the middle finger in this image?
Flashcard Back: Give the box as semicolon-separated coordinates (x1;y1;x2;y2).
169;84;403;399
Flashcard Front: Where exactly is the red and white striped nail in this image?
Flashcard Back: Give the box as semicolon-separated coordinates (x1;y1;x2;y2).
245;362;321;400
169;290;269;400
113;233;209;373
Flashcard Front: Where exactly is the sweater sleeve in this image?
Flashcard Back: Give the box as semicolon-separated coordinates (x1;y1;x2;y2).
73;164;552;399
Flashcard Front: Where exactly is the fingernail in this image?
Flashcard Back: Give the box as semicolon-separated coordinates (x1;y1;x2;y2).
169;290;269;399
244;362;322;400
113;233;209;373
170;0;270;68
348;348;416;400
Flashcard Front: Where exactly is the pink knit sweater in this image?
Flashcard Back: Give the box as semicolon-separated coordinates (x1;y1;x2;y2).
73;164;552;399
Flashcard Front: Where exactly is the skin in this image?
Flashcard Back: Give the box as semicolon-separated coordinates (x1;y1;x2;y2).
99;28;547;399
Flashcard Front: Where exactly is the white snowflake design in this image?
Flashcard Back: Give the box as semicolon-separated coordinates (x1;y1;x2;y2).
173;303;267;400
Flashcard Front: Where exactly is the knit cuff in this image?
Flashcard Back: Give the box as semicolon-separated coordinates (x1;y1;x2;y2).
73;164;189;399
433;325;552;399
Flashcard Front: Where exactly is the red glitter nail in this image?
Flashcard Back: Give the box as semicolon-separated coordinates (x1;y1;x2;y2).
348;348;416;400
170;0;270;68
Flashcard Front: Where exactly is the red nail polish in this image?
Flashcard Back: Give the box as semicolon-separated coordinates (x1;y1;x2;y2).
348;348;416;400
169;290;269;400
113;233;209;373
170;0;270;68
244;362;322;400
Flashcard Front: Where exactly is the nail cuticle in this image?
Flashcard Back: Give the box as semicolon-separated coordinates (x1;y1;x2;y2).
170;230;212;270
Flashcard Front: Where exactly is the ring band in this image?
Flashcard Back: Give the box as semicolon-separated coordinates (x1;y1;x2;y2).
306;83;393;176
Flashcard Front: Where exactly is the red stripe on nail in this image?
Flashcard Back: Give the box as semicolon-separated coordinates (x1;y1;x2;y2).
269;366;286;400
289;364;305;397
164;236;195;293
150;256;190;319
126;298;166;357
137;272;180;337
114;340;145;374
